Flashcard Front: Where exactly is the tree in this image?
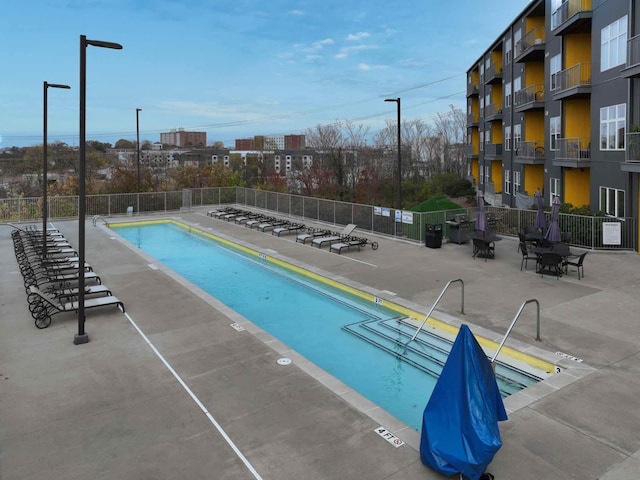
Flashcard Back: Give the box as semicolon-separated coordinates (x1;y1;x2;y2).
114;139;135;149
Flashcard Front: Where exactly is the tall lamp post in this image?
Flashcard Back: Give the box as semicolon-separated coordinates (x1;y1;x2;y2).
43;81;70;258
384;97;402;210
136;108;142;192
75;35;122;346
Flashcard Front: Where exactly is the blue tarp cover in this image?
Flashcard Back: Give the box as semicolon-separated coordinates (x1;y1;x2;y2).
420;325;508;480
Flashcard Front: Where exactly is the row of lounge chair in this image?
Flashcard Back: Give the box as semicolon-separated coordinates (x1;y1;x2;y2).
207;207;379;254
207;207;306;236
296;223;379;254
10;224;125;329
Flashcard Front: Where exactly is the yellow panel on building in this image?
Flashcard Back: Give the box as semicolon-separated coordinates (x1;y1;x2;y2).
471;159;479;185
524;111;544;143
565;168;590;207
491;161;503;193
524;62;544;87
492;122;503;143
524;165;544;196
565;33;591;66
565;99;591;144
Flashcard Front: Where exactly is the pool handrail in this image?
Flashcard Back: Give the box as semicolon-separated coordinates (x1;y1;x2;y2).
490;298;541;364
406;278;465;345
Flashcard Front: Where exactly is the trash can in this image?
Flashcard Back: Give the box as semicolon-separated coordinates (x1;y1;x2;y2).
425;223;443;248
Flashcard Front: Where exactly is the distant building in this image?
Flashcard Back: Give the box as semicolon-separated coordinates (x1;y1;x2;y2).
234;134;306;151
160;128;206;148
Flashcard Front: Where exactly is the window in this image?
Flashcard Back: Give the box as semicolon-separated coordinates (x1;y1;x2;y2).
514;29;521;48
513;76;521;95
505;126;511;151
551;0;562;29
601;16;628;71
505;37;512;64
600;104;626;150
505;82;512;108
485;166;490;185
550;116;561;151
485;57;491;70
480;132;484;151
480;97;484;116
514;124;522;151
513;170;521;194
467;100;472;115
550;54;561;91
600;186;625;217
504;169;511;194
485;93;491;109
479;165;484;184
485;128;491;145
550;178;560;204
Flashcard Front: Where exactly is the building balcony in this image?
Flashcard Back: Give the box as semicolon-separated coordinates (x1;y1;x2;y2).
467;83;479;97
621;133;640;171
515;141;545;165
484;103;503;122
465;144;479;158
514;27;545;63
514;85;545;112
552;0;592;36
553;137;591;167
484;143;502;159
484;62;503;84
551;63;591;100
467;112;479;126
622;35;640;78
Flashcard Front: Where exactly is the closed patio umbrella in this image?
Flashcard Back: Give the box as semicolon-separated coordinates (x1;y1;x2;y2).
534;189;547;231
475;190;486;233
545;196;561;242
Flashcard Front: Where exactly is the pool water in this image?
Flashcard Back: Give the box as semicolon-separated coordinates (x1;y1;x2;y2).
114;222;537;430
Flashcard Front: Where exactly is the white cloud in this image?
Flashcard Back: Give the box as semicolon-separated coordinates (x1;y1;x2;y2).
287;9;304;16
312;38;334;49
358;63;371;71
346;32;369;41
335;53;348;59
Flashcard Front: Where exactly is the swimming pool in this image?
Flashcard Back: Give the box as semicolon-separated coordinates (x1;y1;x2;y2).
112;220;546;431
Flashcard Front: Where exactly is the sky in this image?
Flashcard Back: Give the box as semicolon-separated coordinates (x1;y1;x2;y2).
0;0;532;149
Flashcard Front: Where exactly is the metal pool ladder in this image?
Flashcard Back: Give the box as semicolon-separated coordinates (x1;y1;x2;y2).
92;215;109;227
404;278;465;349
491;299;541;364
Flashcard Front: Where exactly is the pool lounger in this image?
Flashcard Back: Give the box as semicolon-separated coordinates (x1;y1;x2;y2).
296;228;332;244
330;237;379;254
272;223;306;236
310;224;358;248
28;285;125;329
257;220;289;232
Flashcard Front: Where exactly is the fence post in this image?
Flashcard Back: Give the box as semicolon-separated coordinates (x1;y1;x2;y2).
164;192;167;212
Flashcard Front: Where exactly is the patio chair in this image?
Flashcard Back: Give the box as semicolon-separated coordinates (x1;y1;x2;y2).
563;251;587;280
311;224;358;248
472;238;494;262
519;242;537;271
28;285;125;329
538;252;563;279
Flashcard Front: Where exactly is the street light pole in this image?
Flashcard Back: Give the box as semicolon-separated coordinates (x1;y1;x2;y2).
75;35;122;346
136;108;142;192
43;81;70;258
384;97;402;210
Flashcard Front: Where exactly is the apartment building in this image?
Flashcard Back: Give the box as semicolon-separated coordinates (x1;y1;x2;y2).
466;0;639;246
160;128;206;148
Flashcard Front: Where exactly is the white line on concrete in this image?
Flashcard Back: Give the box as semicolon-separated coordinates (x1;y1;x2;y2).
123;312;264;480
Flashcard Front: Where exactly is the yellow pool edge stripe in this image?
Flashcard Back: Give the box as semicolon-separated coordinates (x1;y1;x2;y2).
111;219;555;374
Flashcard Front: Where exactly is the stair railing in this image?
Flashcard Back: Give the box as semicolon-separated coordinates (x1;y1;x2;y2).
491;298;540;364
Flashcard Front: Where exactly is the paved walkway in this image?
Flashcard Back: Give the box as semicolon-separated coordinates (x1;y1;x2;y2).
2;209;640;479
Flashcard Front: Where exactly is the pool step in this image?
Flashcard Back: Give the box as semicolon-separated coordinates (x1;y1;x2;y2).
342;317;539;396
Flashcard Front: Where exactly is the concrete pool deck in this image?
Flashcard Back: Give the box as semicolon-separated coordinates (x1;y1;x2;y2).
2;209;640;479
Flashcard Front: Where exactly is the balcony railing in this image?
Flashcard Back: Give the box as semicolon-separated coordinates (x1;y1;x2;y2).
555;137;590;161
516;141;545;160
465;144;479;156
514;85;544;107
626;132;640;162
514;27;545;58
484;102;503;119
627;35;640;69
484;62;503;83
552;0;592;30
484;143;503;157
554;63;591;92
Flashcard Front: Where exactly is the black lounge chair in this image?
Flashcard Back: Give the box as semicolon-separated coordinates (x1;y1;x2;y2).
311;224;358;248
257;219;289;232
537;252;563;279
296;228;332;244
563;251;587;280
28;285;125;329
272;223;306;236
329;236;379;254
